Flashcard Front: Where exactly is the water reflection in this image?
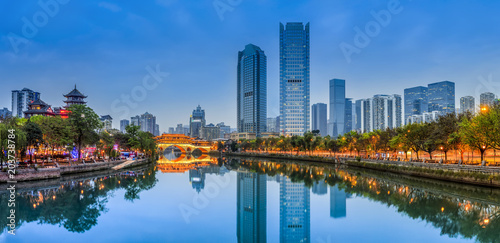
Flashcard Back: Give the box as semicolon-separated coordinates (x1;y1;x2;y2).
0;164;157;234
236;171;267;243
228;158;500;242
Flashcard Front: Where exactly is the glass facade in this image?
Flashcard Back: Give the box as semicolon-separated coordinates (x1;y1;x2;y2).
311;103;327;137
238;44;267;137
404;86;428;124
428;81;455;114
345;98;353;134
329;79;345;138
280;22;310;136
460;96;475;114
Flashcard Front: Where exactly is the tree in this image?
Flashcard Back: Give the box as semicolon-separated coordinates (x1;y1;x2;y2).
23;121;43;163
68;105;102;163
459;112;494;162
435;113;460;161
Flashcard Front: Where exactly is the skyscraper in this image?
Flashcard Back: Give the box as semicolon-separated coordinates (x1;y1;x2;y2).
480;92;496;108
100;115;113;131
345;98;353;134
329;79;346;138
189;105;205;138
11;88;40;117
427;81;455;114
404;86;428;124
280;22;310;136
237;44;267;137
311;103;327;136
237;172;267;243
280;176;310;243
141;112;156;135
120;119;130;133
460;96;475;114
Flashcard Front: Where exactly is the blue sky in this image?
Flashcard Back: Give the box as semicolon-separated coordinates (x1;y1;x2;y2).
1;0;500;131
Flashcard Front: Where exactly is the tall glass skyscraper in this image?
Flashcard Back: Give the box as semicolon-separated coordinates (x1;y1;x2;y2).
404;86;428;124
237;44;267;137
280;22;310;136
345;98;353;134
428;81;455;114
280;176;310;243
329;79;345;138
189;105;205;138
237;172;267;243
460;96;475;114
311;103;327;137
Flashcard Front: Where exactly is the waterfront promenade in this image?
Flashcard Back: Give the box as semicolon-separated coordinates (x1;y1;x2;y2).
227;151;500;187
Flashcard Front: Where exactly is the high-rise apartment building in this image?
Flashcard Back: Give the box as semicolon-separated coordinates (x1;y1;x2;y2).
120;119;130;133
345;98;353;134
280;22;310;136
130;112;157;135
480;92;496;108
329;79;345;137
11;88;40;117
100;115;113;131
460;96;475;114
311;103;327;137
237;44;267;137
372;94;402;131
427;81;455;114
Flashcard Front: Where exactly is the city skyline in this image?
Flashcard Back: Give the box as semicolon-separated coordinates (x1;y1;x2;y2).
2;1;500;132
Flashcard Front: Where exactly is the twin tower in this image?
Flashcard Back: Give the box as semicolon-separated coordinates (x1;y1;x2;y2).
237;22;310;137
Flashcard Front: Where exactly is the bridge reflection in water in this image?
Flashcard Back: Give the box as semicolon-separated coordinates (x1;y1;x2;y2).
155;134;214;155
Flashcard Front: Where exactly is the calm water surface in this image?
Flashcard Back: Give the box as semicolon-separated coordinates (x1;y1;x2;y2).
1;155;500;243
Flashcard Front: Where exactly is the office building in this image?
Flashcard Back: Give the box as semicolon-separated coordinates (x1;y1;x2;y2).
155;124;160;136
329;79;346;137
237;172;267;243
280;176;310;243
217;122;231;138
404;86;428;124
189;105;206;138
427;81;455;114
355;99;372;133
460;96;475;114
176;124;184;134
266;116;280;133
480;92;496;108
120;119;130;133
237;44;267;137
131;115;140;126
11;88;40;117
311;103;327;136
200;123;220;141
280;22;310;136
130;112;157;135
168;127;175;134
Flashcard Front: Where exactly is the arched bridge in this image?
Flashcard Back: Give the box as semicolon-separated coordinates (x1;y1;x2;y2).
155;134;214;155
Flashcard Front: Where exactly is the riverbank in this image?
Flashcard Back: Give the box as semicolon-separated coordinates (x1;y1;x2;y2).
226;152;500;188
0;158;153;183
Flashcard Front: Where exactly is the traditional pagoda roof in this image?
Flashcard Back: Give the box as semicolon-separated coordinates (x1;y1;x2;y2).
63;85;87;98
24;99;55;118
